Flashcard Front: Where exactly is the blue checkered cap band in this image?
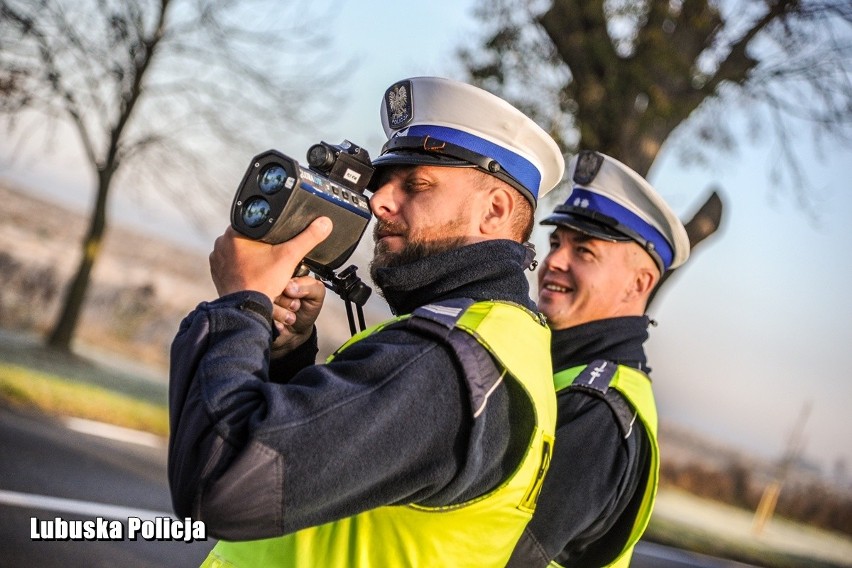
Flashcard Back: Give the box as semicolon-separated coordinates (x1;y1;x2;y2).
377;77;565;204
543;152;689;271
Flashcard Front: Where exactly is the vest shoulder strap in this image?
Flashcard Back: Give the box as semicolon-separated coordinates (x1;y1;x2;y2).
395;298;499;419
409;297;477;334
554;360;642;439
331;298;478;357
565;359;617;395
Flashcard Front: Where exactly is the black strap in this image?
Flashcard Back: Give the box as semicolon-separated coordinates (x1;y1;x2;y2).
569;359;617;395
395;298;502;418
567;359;638;439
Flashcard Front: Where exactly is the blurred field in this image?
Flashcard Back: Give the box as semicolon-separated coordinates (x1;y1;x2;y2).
0;363;168;436
0;182;384;371
648;489;852;567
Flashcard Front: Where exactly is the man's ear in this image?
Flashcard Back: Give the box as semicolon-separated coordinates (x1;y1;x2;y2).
624;245;661;303
633;267;658;298
480;185;515;236
629;260;662;309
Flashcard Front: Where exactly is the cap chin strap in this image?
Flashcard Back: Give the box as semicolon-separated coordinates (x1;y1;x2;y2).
522;241;538;271
379;135;533;204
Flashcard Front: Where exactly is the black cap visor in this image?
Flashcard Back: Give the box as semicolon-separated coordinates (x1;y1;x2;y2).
368;150;476;194
371;149;473;170
541;209;632;242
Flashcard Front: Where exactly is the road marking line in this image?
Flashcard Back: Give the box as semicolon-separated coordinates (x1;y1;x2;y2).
61;416;165;448
0;489;172;521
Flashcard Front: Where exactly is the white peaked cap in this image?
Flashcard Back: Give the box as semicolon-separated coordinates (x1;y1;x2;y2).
542;151;690;271
372;76;565;206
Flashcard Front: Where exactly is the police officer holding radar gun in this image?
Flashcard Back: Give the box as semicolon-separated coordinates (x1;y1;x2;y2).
507;151;689;568
167;76;564;567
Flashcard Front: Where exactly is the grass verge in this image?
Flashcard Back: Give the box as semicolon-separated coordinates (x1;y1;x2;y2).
645;515;846;568
0;362;168;437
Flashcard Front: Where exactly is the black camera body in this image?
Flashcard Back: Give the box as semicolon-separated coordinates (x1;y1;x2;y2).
231;141;374;271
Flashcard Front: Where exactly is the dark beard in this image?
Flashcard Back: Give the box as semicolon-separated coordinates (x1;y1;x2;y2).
369;235;469;283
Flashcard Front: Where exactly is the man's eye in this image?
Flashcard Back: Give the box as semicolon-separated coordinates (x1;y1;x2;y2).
548;240;559;251
405;180;430;193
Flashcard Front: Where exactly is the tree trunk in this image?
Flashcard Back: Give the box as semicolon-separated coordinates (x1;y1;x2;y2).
46;169;111;351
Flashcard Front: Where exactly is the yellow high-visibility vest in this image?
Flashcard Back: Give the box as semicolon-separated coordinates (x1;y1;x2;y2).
203;300;555;568
549;362;660;568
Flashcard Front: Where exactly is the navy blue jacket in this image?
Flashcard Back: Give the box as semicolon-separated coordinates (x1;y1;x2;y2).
167;240;538;541
507;316;653;567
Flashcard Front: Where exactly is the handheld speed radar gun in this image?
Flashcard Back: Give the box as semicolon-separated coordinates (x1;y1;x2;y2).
230;140;375;330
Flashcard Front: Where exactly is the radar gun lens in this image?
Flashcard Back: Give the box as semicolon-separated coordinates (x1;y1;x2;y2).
242;197;272;227
258;164;288;195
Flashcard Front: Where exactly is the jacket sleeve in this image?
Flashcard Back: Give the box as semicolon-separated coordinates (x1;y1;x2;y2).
167;291;278;525
506;389;648;567
167;291;477;541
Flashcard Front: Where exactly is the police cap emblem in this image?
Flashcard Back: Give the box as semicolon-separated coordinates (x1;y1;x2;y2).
573;150;604;185
385;80;413;130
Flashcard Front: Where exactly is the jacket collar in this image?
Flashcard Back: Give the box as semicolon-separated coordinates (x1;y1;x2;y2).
372;239;537;316
550;316;651;374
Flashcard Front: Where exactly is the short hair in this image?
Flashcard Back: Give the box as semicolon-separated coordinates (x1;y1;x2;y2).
626;241;662;310
513;195;534;242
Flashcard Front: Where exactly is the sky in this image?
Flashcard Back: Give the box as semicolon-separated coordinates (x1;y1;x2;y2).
2;1;851;481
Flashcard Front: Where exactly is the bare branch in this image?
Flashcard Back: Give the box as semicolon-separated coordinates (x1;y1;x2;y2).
461;0;852;188
0;0;347;349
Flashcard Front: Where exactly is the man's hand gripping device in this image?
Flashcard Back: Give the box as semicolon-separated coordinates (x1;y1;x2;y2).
230;141;374;334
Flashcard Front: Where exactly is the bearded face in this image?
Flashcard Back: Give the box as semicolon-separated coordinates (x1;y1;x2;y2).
369;217;469;278
368;166;487;278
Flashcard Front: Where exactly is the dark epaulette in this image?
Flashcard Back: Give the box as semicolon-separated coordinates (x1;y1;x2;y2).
568;359;639;439
408;298;476;338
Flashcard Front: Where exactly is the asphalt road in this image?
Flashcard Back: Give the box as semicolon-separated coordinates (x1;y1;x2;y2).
0;406;214;567
631;541;759;568
0;406;758;568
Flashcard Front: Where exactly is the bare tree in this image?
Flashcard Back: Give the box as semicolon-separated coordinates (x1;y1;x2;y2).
0;0;344;351
462;0;851;177
460;0;852;293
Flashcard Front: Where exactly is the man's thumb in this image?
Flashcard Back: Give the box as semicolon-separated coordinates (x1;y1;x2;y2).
279;216;333;261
